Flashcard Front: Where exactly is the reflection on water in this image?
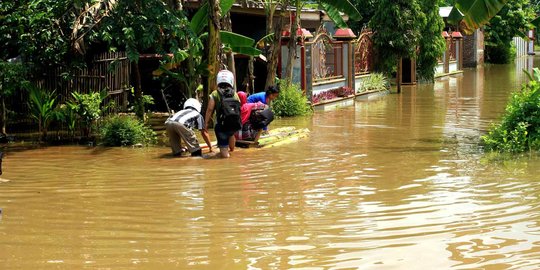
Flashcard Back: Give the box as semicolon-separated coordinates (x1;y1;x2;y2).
2;57;540;269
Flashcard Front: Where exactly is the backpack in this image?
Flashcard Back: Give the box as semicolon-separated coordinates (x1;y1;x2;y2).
217;87;242;132
249;107;274;130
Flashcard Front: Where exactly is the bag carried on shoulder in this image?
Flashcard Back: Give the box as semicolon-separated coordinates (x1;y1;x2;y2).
218;87;242;132
250;106;274;130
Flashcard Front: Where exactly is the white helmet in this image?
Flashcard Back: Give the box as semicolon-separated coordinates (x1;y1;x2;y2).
216;70;234;87
183;98;201;113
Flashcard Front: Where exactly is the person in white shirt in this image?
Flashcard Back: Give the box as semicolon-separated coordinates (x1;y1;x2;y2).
165;98;212;157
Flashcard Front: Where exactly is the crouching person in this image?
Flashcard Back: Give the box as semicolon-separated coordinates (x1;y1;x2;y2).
235;91;275;143
165;98;213;157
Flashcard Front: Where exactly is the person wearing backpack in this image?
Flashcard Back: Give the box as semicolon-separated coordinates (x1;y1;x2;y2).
204;70;242;158
235;91;274;142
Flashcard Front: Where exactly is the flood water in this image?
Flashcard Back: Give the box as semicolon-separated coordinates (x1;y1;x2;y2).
2;57;540;269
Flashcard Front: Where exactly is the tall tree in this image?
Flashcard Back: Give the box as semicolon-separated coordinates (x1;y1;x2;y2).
417;0;446;81
349;0;376;33
284;0;302;83
261;0;288;90
369;0;424;74
207;0;223;96
484;0;535;64
1;0;79;71
90;0;193;119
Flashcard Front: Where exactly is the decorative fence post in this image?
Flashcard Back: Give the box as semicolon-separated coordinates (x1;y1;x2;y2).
304;41;313;100
452;31;463;71
444;32;451;74
334;28;357;91
353;30;374;93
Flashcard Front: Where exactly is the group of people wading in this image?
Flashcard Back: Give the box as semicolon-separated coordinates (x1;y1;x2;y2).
165;70;279;158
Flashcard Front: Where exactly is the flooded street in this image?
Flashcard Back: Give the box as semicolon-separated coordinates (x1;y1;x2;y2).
3;57;540;269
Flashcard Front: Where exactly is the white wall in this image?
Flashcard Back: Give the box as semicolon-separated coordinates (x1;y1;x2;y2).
513;36;529;57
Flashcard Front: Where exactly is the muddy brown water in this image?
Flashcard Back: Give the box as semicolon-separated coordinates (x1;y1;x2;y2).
2;58;540;269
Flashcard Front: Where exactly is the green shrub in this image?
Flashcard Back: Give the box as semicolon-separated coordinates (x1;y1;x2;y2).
271;80;312;117
482;68;540;153
27;86;59;141
100;115;157;146
70;90;108;138
485;43;516;64
359;73;389;93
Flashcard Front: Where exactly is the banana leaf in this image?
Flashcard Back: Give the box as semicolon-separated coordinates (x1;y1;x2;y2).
448;0;508;34
220;31;255;47
321;2;348;29
229;46;262;57
190;0;235;35
320;0;361;21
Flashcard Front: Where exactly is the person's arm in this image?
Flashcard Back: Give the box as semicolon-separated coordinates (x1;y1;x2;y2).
200;129;213;152
204;97;215;133
254;129;263;143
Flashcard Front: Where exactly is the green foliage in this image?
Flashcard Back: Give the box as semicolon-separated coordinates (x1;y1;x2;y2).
57;103;78;138
417;0;446;82
98;0;193;63
349;0;376;32
128;87;155;115
27;86;58;140
100;115;156;146
450;0;509;34
482;68;540;153
484;0;535;64
486;43;516;64
272;80;312;117
0;61;28;96
320;0;362;29
0;60;29;133
369;0;426;74
359;73;389;92
70;90;108;138
0;0;76;70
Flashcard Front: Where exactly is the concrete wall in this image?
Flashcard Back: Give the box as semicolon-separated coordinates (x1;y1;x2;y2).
354;74;371;93
312;79;347;95
280;45;303;86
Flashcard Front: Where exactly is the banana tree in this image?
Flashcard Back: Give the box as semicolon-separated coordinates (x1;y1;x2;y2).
188;0;262;103
260;0;287;90
448;0;509;34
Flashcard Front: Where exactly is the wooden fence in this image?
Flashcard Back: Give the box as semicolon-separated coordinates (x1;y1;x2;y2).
36;51;131;108
9;51;131;134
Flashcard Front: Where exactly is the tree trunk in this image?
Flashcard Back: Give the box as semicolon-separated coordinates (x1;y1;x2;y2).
285;3;299;84
207;0;222;94
265;3;285;90
132;61;144;120
1;97;6;135
221;12;236;89
248;56;254;93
